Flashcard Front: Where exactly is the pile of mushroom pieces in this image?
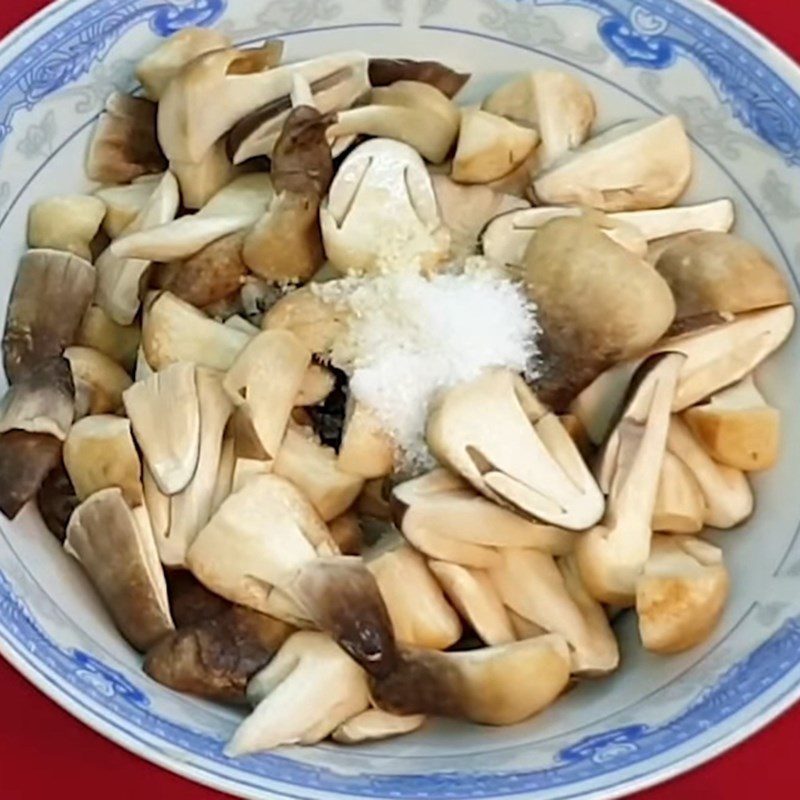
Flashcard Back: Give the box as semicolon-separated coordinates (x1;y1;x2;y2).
0;26;795;755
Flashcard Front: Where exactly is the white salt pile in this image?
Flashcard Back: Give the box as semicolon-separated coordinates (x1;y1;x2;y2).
315;259;541;470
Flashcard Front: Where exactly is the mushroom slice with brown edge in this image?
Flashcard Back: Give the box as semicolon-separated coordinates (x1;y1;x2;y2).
3;249;96;383
320;139;451;275
428;561;516;646
77;306;140;372
328;80;461;164
186;474;337;615
483;71;595;168
522;216;676;409
226;631;370;755
161;369;233;567
574;353;684;606
637;535;730;654
426;368;604;531
367;542;462;650
652;451;705;534
94;175;163;240
223;330;311;461
143;462;170;546
86;92;167;184
612;199;735;241
63;415;143;507
242;107;333;282
683;376;780;472
27;195;106;261
227;52;369;164
36;462;79;542
66;487;173;651
274;426;364;521
123;361;200;496
95;171;180;325
338;401;395;480
666;416;753;529
136;27;234;101
371;634;570;726
534;116;692;211
142;291;251;371
489;548;619;675
144;605;293;701
0;431;63;519
369;58;469;98
113;174;274;262
332;708;426;744
452;107;539;184
64;346;132;418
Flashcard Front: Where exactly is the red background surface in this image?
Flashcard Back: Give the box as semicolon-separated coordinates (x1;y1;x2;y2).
1;1;799;797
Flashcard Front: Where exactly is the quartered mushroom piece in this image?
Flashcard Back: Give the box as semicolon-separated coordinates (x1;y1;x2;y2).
426;369;604;531
332;708;426;744
77;306;141;372
636;535;730;654
320;139;451;275
369;58;470;98
65;487;173;651
27;195;106;261
64;346;132;418
94;176;163;240
652;451;705;534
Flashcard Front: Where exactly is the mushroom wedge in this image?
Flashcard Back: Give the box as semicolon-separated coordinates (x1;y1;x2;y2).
338;401;396;480
173;136;240;211
332;708;426;744
367;543;462;650
223;330;311;461
320;139;451;275
3;249;96;383
428;561;516;646
533;116;692;211
144;605;293;701
226;631;370;755
489;548;619;675
637;535;730;654
612;199;735;241
65;487;173;651
370;635;570;726
369;58;469;98
123;361;201;496
77;306;140;372
574;353;684;606
483;71;595;167
27;195;106;261
426;369;604;531
94;176;163;240
63;415;143;506
683;376;780;472
64;346;132;418
112;174;274;262
652;451;705;534
666;416;753;529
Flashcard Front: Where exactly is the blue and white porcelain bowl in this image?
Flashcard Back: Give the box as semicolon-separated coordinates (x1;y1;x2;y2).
2;1;800;798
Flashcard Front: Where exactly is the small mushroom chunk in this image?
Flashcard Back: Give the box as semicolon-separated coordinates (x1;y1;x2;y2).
682;376;779;472
429;561;516;646
452;108;539;184
36;462;79;542
3;249;96;383
63;415;143;506
534;116;692;212
320;139;451;275
369;58;469;98
166;569;231;628
370;635;570;726
523;216;675;408
144;605;293;701
667;416;753;529
636;535;730;654
136;27;234;101
77;306;140;372
142;291;251;371
655;232;790;320
426;369;604;530
27;195;106;261
652;451;705;534
613;199;735;242
174;137;239;210
332;708;426;744
329;80;461;164
95;176;163;239
338;401;395;479
328;511;363;555
227;631;370;755
224;330;311;460
296;364;336;407
65;488;173;651
0;431;63;519
87;92;167;184
483;71;595;167
575;354;684;606
64;346;132;418
368;543;462;650
123;362;201;495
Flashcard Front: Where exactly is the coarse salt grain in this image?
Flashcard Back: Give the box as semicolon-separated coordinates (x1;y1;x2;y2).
315;258;541;470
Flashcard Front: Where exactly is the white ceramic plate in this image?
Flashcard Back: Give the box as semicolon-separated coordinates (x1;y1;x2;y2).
1;1;800;798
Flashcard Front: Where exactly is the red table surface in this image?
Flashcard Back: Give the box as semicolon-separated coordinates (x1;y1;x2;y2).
1;1;799;798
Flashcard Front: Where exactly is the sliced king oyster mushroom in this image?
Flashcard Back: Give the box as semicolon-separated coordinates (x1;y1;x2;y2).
612;198;735;241
332;708;426;744
27;195;106;261
77;305;141;372
94;176;163;240
64;346;132;418
173;136;239;210
338;401;396;480
296;364;336;407
369;58;470;98
652;450;706;535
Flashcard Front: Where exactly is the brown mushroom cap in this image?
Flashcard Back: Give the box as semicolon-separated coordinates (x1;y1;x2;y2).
0;431;63;519
36;461;79;542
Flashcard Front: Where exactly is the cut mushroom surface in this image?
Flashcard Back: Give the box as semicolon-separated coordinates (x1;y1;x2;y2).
338;401;396;479
64;346;132;418
77;306;140;372
332;708;426;744
27;195;106;261
94;176;163;240
652;451;705;534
